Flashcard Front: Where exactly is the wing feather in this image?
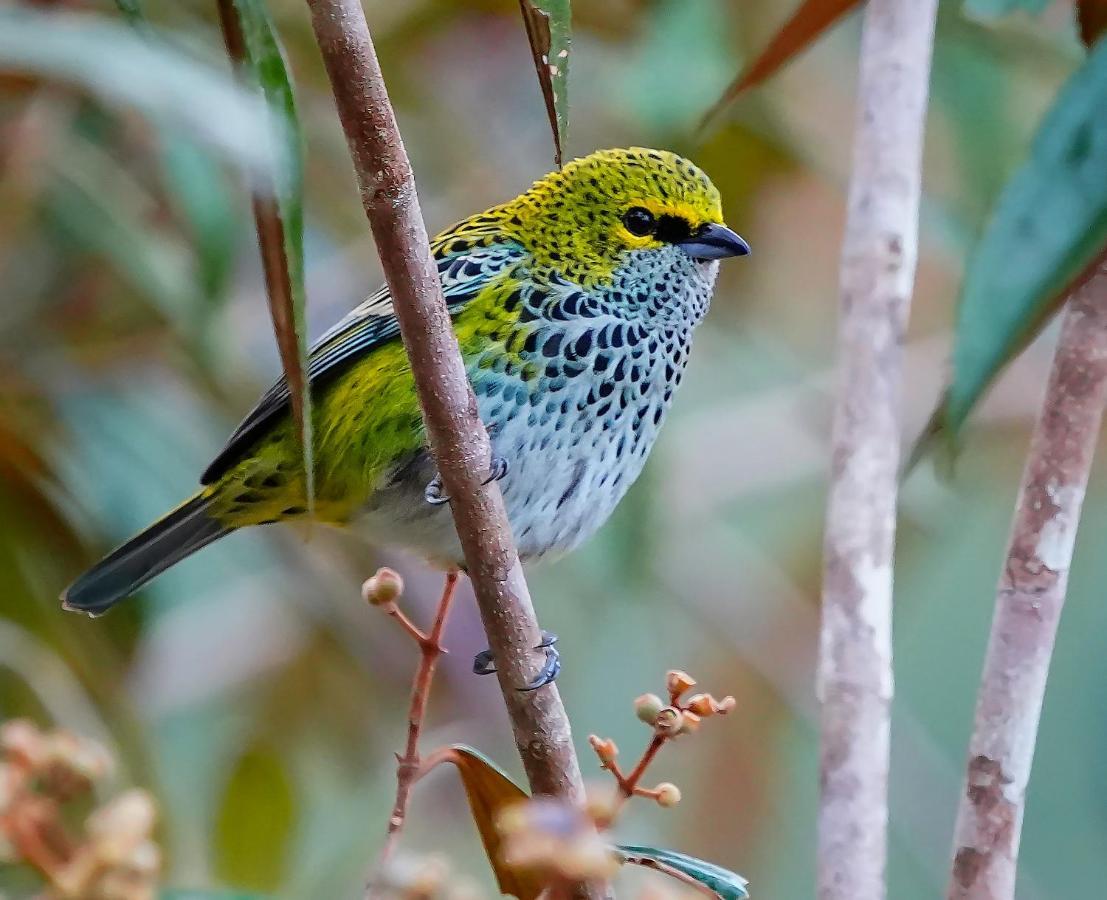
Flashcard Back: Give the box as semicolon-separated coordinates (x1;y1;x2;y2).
200;237;525;484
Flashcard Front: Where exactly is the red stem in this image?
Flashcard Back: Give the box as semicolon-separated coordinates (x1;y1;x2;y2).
372;571;458;886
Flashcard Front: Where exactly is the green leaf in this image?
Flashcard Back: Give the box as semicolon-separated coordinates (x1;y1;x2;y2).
518;0;570;168
0;9;274;179
939;34;1107;441
616;845;750;899
222;0;314;510
962;0;1050;19
112;0;146;28
214;747;297;892
428;744;545;900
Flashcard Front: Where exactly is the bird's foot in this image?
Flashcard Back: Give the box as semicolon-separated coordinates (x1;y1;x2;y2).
424;473;449;506
424;456;507;506
472;631;560;691
482;455;509;485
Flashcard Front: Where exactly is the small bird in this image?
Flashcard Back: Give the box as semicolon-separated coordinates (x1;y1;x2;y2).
62;147;749;678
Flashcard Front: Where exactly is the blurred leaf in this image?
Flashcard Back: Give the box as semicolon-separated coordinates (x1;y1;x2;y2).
112;0;145;28
700;0;859;129
103;0;239;327
935;35;1107;443
616;845;750;899
429;744;544;900
48;139;198;325
518;0;570;168
158;134;239;321
162;892;269;899
1079;0;1107;47
214;746;297;892
0;9;275;178
218;0;314;510
621;0;731;134
962;0;1049;18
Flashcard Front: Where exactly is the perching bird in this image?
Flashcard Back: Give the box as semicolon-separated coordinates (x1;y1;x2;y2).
62;147;749;668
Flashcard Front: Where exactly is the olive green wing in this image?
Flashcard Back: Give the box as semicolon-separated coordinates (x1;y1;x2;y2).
200;236;527;484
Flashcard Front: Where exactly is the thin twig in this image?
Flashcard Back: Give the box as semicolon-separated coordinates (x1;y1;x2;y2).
947;268;1107;900
302;4;598;896
374;571;459;878
816;2;937;898
603;734;666;803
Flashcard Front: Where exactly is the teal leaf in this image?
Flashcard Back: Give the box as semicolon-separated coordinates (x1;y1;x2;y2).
616;845;750;899
518;0;570;167
939;35;1107;441
962;0;1050;19
0;9;274;178
158;134;239;324
223;0;314;509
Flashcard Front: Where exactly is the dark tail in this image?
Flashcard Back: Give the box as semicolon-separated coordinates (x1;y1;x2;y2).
62;493;231;617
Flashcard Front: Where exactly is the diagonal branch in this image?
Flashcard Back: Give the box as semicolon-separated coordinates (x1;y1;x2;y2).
301;1;597;892
948;264;1107;900
816;1;937;898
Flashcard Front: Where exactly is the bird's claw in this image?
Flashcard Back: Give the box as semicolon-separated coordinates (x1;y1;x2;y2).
424;473;449;506
471;631;560;691
425;457;506;505
472;647;496;676
482;456;509;486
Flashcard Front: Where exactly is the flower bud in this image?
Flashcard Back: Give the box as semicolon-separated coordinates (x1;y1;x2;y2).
0;719;45;768
584;790;618;827
361;567;404;606
665;670;696;700
685;693;715;717
588;734;618;764
495;802;529;836
715;695;737;715
86;789;157;863
42;731;113;800
654;782;682;808
677;710;702;735
634;693;664;725
653;707;684;737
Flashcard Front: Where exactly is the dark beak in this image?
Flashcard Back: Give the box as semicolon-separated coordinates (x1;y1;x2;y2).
678;223;751;261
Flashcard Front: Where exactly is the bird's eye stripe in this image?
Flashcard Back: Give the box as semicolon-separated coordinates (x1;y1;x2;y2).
654;214;694;244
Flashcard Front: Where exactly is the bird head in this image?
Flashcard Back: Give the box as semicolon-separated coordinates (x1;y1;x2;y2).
502;147;749;288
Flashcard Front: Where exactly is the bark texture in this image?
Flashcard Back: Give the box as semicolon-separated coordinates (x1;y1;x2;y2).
948;271;1107;900
816;1;937;898
304;0;589;814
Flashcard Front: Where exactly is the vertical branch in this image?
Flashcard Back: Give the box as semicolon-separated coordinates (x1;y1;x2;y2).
303;0;593;860
948;269;1107;900
817;2;936;899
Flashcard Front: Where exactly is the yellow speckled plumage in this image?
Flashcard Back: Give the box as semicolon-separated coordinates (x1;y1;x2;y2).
62;148;748;616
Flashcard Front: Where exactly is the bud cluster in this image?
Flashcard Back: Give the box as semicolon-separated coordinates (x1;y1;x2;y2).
588;669;736;820
633;670;736;737
0;719;160;900
375;853;482;899
497;795;621;882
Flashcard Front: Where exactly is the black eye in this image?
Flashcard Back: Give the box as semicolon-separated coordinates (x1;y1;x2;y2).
622;207;656;237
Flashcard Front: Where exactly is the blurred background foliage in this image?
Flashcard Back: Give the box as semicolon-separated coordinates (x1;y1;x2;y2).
0;0;1102;896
